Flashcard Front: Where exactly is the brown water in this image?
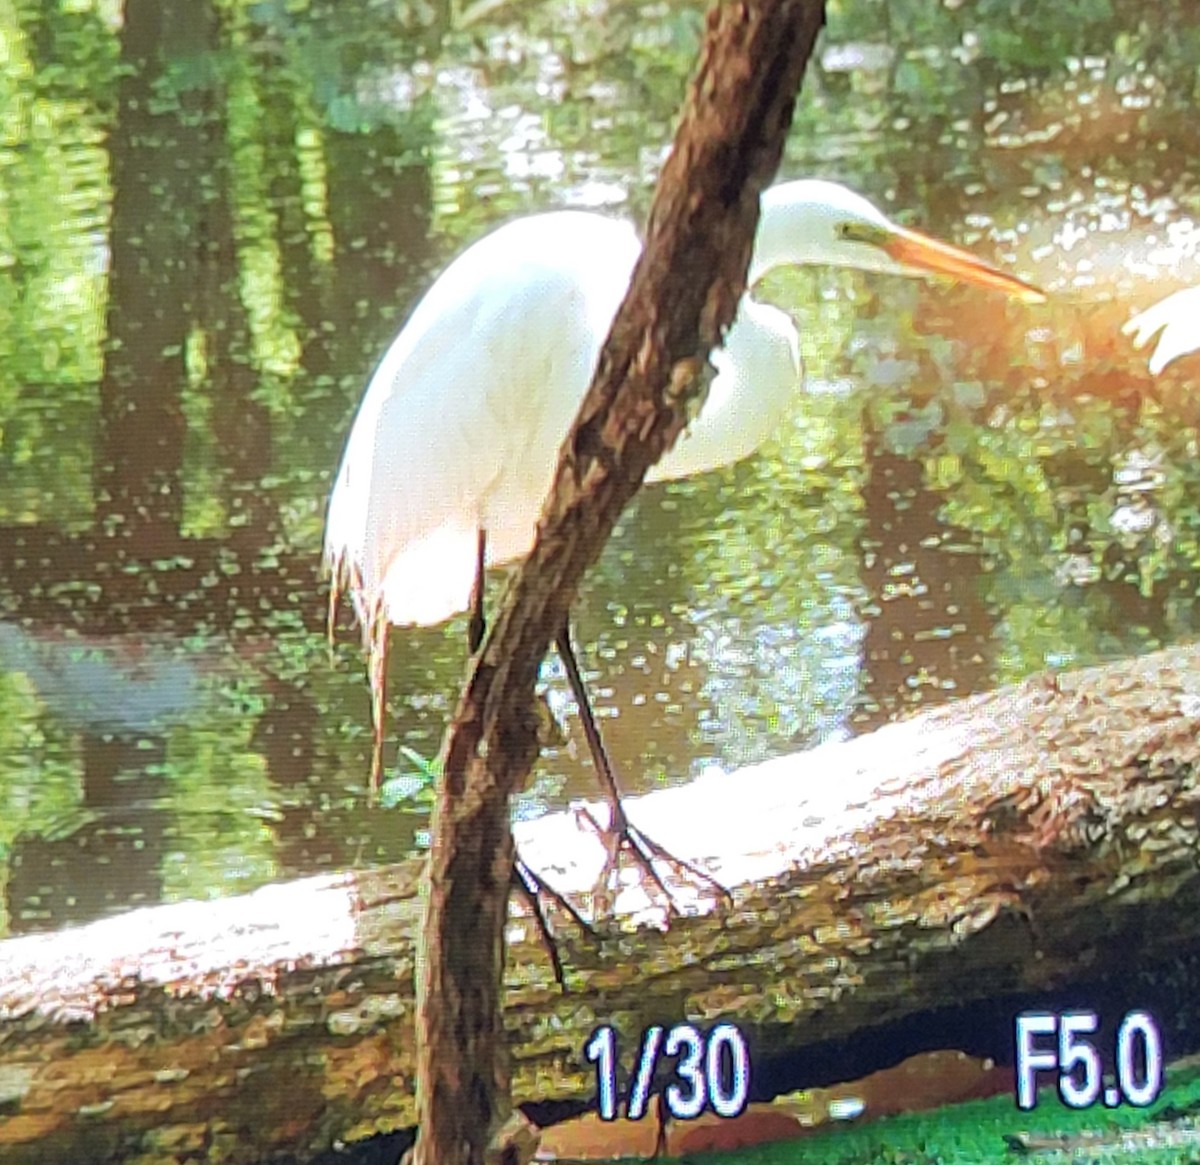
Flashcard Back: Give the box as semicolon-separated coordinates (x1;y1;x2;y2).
1;0;1199;938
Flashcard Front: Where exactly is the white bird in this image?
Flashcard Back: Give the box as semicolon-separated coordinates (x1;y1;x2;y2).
325;179;1043;907
1124;285;1200;375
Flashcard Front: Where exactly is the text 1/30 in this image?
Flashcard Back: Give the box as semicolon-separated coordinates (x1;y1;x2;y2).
1015;1010;1163;1110
585;1023;751;1122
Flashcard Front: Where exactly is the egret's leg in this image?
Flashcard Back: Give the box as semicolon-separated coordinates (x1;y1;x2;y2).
468;527;487;653
461;530;591;981
368;609;390;800
554;624;729;914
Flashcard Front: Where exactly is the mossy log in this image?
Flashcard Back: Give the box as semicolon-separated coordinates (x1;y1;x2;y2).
2;644;1200;1163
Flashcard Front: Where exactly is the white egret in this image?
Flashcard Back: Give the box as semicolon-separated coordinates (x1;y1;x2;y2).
1124;285;1200;374
325;178;1044;909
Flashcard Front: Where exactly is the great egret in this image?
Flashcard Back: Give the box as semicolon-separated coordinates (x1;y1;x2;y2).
325;178;1044;909
1124;285;1200;374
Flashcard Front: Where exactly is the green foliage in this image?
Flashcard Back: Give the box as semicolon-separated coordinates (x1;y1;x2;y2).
380;745;440;809
694;1061;1200;1165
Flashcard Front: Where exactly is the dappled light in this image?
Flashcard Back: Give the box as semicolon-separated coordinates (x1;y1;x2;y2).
0;0;1194;957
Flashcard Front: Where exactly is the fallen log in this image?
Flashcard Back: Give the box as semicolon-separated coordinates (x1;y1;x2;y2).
3;643;1200;1163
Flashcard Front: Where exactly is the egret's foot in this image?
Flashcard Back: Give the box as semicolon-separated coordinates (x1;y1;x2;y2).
511;857;594;987
553;624;729;920
576;804;730;920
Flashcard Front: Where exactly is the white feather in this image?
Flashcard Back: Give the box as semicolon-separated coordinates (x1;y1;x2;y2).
326;178;1038;637
1124;285;1200;376
325;212;640;629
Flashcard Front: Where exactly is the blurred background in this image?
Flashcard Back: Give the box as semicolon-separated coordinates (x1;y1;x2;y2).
0;0;1197;940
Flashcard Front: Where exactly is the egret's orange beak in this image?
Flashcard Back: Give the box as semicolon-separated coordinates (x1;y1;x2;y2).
885;224;1046;304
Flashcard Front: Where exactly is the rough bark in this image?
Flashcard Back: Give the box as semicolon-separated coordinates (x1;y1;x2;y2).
3;645;1199;1163
413;2;827;1164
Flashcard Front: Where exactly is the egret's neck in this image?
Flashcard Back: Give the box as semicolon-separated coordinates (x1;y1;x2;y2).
747;194;824;287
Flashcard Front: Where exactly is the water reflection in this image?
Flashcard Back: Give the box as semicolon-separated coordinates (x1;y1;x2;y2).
0;0;1197;938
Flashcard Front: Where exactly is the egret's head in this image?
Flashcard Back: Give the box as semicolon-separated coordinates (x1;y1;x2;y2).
752;179;1045;304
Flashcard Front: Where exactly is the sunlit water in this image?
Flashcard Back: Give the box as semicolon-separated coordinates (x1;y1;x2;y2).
0;0;1199;938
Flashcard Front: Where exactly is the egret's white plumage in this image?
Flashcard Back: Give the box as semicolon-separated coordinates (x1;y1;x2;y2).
325;179;1044;797
1124;285;1200;375
326;179;1042;638
326;210;641;631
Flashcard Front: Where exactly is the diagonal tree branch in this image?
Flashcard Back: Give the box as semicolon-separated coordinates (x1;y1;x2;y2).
413;2;828;1163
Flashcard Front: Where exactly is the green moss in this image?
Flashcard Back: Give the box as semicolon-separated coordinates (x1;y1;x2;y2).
678;1061;1200;1165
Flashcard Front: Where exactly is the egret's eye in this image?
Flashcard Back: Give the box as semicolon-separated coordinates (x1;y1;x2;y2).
838;221;890;247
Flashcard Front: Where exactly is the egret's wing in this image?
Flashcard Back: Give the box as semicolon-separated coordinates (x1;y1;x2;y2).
325;267;519;632
1123;286;1200;375
325;212;640;634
